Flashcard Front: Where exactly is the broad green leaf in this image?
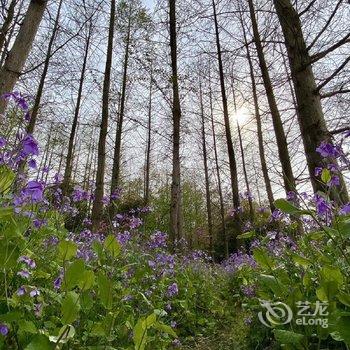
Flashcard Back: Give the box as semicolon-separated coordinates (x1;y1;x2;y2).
153;321;177;337
97;273;113;309
316;281;339;302
145;313;156;327
133;318;147;350
291;253;311;267
320;266;343;287
274;199;301;215
58;240;77;261
338;293;350;307
25;335;51;350
0;241;20;268
336;316;350;345
104;234;121;257
64;259;85;290
237;231;255;240
78;270;95;291
49;325;75;344
253;248;274;269
258;274;284;296
273;329;306;348
61;291;80;324
0;165;15;194
18;320;37;334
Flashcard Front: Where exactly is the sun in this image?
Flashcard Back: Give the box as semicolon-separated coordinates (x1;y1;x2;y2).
233;107;250;125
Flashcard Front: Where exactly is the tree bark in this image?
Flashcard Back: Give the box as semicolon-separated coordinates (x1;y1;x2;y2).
62;21;92;194
247;0;295;194
239;12;275;212
0;0;47;115
110;14;131;198
26;0;63;134
144;67;153;206
91;0;116;228
199;79;213;255
212;0;241;249
169;0;183;248
209;70;228;258
273;0;349;203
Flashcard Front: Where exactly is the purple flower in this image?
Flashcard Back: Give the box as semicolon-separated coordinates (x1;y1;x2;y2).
33;218;46;228
29;288;40;297
23;181;44;201
28;159;37;169
314;167;323;177
17;286;26;296
316;141;342;158
244;317;253;326
170;321;177;328
0;324;8;336
314;194;332;217
149;231;167;249
241;285;256;297
22;134;39;156
328;175;340;187
171;339;181;347
117;231;131;246
0;137;6;148
340;203;350;215
2;91;29;111
18;256;36;269
54;277;62;290
167;282;178;297
17;270;31;279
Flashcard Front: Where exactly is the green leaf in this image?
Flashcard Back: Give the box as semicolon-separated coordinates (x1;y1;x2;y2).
253;248;274;269
78;270;95;291
145;313;157;327
0;165;15;194
97;273;113;309
320;266;343;287
274;199;301;215
25;335;51;350
316;281;339;302
18;320;37;334
237;231;255;240
64;259;85;290
104;235;121;257
49;325;75;344
273;329;306;348
58;240;77;261
61;291;80;324
258;274;284;296
154;321;177;337
0;241;20;268
133;318;147;350
336;316;350;345
291;253;311;267
321;168;331;184
338;293;350;307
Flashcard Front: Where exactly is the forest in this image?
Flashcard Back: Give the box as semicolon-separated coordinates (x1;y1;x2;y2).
0;0;349;349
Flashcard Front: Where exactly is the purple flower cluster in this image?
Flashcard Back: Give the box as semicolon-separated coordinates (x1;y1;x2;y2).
148;231;168;249
166;282;179;297
316;141;342;158
222;251;256;274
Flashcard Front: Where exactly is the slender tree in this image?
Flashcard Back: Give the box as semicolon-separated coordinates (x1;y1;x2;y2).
91;0;116;227
247;0;295;194
62;18;93;194
0;0;47;115
0;0;17;55
169;0;183;247
199;78;213;255
26;0;63;134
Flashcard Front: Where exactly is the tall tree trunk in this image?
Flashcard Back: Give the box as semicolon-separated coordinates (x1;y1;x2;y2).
62;21;92;194
239;12;275;211
212;0;240;211
91;0;116;228
231;77;254;220
273;0;349;203
0;0;17;55
199;79;214;255
144;67;153;206
26;0;63;134
169;0;183;247
110;15;131;198
247;0;295;194
0;0;47;115
212;0;241;249
209;71;228;258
